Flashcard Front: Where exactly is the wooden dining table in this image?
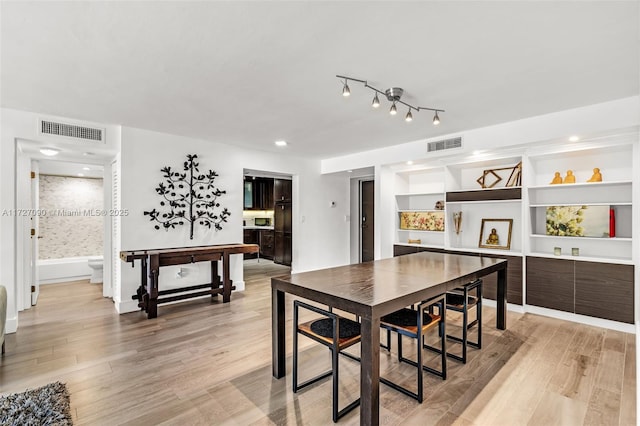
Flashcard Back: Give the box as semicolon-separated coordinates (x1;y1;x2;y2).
271;251;508;426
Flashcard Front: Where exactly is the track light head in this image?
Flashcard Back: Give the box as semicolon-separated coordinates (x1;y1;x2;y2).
433;111;440;125
405;109;413;122
342;80;350;97
372;93;380;108
390;102;397;115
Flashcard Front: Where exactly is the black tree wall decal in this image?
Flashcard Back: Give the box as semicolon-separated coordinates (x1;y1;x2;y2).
144;154;230;239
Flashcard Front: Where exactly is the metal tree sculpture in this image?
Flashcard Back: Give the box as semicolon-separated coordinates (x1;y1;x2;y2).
144;154;230;239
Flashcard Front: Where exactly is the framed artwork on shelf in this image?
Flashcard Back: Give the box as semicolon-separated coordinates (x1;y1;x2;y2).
399;211;445;231
478;218;513;250
546;205;610;237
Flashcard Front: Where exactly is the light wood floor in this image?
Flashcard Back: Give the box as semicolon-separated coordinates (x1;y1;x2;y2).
1;262;635;425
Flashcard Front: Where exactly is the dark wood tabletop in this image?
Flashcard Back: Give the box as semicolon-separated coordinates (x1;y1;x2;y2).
271;251;508;426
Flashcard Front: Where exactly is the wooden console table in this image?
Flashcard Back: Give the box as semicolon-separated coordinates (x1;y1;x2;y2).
120;243;259;318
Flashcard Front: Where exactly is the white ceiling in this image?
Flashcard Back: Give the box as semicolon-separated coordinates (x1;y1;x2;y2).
1;1;638;159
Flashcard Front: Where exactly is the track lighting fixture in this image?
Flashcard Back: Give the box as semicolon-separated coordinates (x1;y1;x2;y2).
372;93;380;108
337;74;444;125
342;79;350;97
405;109;413;122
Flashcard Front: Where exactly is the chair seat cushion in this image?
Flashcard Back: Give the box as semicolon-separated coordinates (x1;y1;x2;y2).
446;293;478;307
310;317;361;339
381;308;434;327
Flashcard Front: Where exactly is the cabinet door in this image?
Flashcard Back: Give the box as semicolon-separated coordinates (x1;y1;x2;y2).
526;257;574;313
243;229;258;259
575;262;634;324
259;230;274;259
274;231;284;264
283;233;292;266
393;245;419;257
480;255;523;305
274;203;292;233
243;180;254;209
274;179;292;202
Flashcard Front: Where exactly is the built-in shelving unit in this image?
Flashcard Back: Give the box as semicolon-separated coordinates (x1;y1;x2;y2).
390;137;637;327
526;143;633;264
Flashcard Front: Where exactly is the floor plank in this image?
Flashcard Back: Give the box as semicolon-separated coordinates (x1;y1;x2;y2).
0;261;635;425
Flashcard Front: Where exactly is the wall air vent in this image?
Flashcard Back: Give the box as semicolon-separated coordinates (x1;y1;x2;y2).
39;119;104;143
427;136;462;153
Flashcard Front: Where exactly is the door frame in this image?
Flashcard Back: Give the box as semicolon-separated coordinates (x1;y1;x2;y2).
15;139;114;311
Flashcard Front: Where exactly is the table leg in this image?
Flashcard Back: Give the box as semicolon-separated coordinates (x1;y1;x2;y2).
211;260;220;298
148;254;159;319
272;287;285;378
222;252;231;303
496;265;507;330
360;316;380;426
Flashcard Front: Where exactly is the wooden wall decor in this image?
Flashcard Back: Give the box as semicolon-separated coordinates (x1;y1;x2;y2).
477;162;522;188
144;154;230;239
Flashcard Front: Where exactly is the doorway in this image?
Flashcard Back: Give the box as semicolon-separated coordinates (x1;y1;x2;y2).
360;180;374;262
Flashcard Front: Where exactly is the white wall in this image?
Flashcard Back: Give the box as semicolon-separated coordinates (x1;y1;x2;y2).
1;108;120;332
116;126;351;313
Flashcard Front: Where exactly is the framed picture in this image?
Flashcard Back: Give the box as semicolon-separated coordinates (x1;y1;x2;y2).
478;218;513;250
546;205;610;237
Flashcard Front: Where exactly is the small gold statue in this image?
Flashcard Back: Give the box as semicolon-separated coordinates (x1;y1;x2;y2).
587;167;602;182
550;172;563;184
486;228;499;245
563;170;576;184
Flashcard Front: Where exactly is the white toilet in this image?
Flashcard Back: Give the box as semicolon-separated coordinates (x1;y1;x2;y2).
87;256;104;284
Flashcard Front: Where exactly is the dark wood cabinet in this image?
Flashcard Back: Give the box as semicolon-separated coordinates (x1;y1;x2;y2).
274;178;292;202
526;256;634;324
526;257;574;312
575;261;634;324
393;245;523;305
274;202;292;233
243;229;259;259
258;230;274;260
274;231;292;266
244;177;274;210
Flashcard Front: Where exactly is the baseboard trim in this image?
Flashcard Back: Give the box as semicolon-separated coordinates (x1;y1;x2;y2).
6;316;18;334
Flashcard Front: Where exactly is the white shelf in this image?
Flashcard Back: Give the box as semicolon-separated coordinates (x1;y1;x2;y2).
530;234;632;242
526;251;633;265
447;246;523;257
530;202;631;207
397;229;444;234
396;192;444;197
398;209;443;213
395;242;445;249
527;180;632;190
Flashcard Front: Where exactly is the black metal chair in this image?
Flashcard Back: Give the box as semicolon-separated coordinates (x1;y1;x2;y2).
293;300;361;422
445;279;483;363
379;293;446;402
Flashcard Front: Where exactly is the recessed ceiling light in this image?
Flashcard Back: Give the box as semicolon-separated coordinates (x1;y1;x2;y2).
77;173;84;177
569;135;580;142
82;167;90;171
39;148;60;156
406;161;413;165
274;140;287;147
473;150;483;156
347;170;353;173
83;152;95;156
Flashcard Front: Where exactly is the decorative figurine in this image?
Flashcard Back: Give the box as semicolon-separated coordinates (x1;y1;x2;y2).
485;228;500;245
550;172;563;184
453;211;463;235
563;170;576;184
435;200;444;210
587;167;602;182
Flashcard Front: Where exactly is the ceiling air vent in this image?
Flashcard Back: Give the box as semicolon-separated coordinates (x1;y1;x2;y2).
39;119;104;143
427;137;462;153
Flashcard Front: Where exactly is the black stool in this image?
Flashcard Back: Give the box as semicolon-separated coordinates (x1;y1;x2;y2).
445;279;482;363
379;293;447;402
293;300;361;422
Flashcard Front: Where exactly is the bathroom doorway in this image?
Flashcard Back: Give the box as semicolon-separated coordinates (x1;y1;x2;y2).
15;139;114;311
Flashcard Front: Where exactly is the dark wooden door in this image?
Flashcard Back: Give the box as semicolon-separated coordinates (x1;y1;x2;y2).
361;180;374;262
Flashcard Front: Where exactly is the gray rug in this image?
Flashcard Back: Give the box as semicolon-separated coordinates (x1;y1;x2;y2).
0;381;72;425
